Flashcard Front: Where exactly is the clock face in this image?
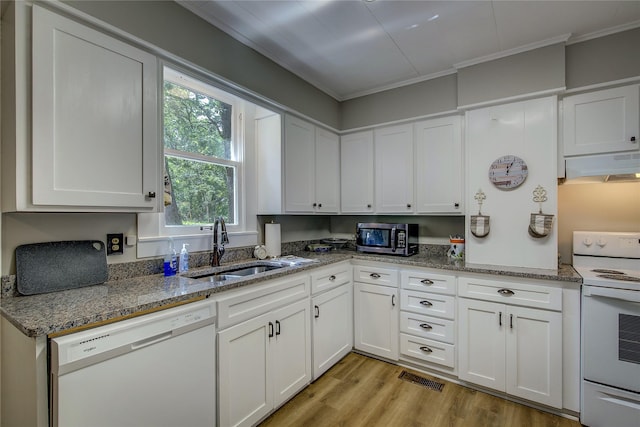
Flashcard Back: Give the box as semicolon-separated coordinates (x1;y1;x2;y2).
488;155;528;189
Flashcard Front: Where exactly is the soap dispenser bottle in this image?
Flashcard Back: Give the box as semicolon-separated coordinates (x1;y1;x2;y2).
179;243;190;273
164;238;178;276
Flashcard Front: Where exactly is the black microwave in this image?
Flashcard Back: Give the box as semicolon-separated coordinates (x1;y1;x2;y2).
356;223;419;256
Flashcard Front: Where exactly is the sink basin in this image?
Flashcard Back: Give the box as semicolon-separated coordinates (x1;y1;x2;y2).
220;265;282;276
189;262;285;282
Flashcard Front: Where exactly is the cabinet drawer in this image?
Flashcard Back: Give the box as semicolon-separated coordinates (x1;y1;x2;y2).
353;265;398;287
400;311;454;344
400;290;455;320
458;276;562;311
401;270;455;295
217;274;310;329
311;262;352;295
400;333;455;368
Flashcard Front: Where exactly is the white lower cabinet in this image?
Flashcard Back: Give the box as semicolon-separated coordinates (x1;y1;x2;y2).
399;269;457;373
218;298;311;427
312;283;353;379
458;294;563;408
354;280;399;360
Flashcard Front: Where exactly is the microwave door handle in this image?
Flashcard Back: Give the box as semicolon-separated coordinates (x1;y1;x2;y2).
390;227;397;252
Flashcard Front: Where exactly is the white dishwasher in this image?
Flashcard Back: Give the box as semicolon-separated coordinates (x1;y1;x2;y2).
50;298;216;427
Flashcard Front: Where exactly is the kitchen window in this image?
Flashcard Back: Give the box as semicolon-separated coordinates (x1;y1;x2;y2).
137;64;266;257
163;67;241;230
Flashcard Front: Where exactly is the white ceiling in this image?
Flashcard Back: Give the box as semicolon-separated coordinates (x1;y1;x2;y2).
177;0;640;101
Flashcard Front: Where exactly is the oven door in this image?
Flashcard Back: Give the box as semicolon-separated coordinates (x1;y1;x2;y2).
582;285;640;393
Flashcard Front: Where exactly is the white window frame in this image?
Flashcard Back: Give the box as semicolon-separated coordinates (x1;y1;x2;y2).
137;64;259;258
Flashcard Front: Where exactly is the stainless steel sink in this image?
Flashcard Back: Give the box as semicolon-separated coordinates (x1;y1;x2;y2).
189;262;285;282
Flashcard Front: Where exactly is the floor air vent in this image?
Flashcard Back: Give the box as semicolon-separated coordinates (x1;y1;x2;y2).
398;371;445;392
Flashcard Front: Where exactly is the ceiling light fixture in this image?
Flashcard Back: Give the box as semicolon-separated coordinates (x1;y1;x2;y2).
428;14;439;22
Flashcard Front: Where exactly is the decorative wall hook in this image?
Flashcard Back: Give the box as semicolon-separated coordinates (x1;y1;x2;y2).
470;189;490;238
529;185;554;238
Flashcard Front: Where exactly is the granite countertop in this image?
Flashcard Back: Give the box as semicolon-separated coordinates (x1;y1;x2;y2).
0;250;581;338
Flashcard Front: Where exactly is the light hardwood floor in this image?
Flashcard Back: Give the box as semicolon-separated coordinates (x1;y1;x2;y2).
260;353;582;427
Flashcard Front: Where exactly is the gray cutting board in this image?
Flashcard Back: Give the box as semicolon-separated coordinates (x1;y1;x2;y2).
16;240;108;295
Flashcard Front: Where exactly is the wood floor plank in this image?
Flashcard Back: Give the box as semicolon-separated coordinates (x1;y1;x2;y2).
259;353;581;427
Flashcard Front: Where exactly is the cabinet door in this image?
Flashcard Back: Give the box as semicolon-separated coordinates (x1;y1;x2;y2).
284;115;315;212
341;131;374;213
563;85;639;156
375;124;414;213
506;306;562;408
271;299;311;407
458;298;506;391
31;5;158;210
218;312;273;427
354;282;399;360
312;284;353;379
314;128;340;213
415;116;463;213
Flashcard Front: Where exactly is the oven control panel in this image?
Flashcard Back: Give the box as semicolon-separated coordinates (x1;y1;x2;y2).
574;231;640;258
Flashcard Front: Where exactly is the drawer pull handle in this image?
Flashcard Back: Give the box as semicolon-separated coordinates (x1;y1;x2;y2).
498;288;515;296
370;273;381;279
420;279;434;285
419;300;432;307
329;275;336;281
419;346;433;353
419;323;432;330
314;305;320;318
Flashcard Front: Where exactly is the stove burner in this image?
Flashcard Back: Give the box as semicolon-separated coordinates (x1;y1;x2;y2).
596;274;640;283
592;269;625;274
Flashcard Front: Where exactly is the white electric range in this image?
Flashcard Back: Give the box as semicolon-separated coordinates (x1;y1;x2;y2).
572;231;640;427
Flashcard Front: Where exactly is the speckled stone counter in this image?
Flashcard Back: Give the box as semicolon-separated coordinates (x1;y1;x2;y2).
1;248;581;338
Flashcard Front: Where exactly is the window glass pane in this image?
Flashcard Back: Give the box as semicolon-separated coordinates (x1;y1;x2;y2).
165;156;235;226
164;81;233;160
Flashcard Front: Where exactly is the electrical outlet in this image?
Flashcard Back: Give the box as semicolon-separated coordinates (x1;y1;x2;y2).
107;233;124;255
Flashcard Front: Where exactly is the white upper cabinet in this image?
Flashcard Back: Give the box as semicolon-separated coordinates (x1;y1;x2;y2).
415;116;463;214
284;115;339;213
29;5;159;211
562;84;639;156
340;131;374;213
314;127;340;213
375;124;414;213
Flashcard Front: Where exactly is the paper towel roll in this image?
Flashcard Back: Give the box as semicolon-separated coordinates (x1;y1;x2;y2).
265;223;281;257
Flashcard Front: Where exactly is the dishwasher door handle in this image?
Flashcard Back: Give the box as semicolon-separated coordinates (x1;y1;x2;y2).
131;331;173;350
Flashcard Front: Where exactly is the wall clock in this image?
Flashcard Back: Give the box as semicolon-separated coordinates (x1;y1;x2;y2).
488;155;528;189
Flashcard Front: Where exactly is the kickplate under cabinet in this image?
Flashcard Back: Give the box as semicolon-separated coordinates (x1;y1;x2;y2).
398;370;445;392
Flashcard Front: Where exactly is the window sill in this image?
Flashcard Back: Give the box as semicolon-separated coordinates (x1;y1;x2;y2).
137;231;258;259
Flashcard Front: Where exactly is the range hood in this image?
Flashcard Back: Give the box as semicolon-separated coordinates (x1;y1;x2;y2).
564;152;640;183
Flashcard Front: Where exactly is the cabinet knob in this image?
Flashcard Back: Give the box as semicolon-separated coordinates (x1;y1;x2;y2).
146;191;156;199
367;204;372;209
318;203;322;208
313;203;317;207
329;275;336;281
454;202;460;209
631;136;637;142
407;203;412;208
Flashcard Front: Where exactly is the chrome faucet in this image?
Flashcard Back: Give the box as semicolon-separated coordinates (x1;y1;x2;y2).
211;216;229;267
